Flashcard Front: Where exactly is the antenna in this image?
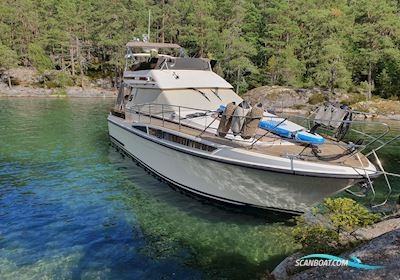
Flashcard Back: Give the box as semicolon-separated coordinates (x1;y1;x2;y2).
148;10;151;42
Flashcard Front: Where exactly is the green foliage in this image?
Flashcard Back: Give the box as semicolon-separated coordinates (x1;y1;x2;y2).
28;43;53;73
291;104;306;110
308;93;325;105
0;0;399;96
321;198;380;231
0;44;18;69
267;47;304;87
293;198;380;253
292;216;340;253
50;88;67;96
313;39;351;92
43;71;74;88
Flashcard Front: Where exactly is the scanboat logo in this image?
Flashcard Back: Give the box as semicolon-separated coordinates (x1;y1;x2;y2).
295;254;384;270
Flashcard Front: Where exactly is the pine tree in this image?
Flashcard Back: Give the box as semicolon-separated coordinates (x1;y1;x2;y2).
0;44;19;87
350;0;400;99
313;38;351;93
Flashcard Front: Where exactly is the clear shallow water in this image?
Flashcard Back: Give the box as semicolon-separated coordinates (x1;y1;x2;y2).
0;98;297;280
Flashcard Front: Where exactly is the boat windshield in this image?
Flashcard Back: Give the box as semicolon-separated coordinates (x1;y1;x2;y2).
125;41;211;71
127;56;211;71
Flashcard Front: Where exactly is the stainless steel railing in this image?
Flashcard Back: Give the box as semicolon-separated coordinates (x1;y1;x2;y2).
125;103;396;153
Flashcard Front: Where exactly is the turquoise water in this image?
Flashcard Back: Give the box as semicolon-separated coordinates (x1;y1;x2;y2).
0;98;299;280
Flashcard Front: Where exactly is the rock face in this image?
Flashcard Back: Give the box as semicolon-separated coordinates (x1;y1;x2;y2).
272;217;400;280
0;67;39;86
7;67;39;85
351;218;400;241
242;85;316;109
271;252;308;280
353;100;400;116
292;229;400;280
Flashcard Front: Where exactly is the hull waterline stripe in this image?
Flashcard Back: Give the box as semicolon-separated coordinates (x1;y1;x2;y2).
110;135;125;146
108;118;372;179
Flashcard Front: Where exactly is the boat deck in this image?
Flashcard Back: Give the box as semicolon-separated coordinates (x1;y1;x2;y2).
126;113;369;168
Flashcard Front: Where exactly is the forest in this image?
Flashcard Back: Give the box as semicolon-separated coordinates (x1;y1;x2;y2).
0;0;400;97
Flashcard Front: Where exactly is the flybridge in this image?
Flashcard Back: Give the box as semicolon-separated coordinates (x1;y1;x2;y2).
124;41;211;73
123;41;231;89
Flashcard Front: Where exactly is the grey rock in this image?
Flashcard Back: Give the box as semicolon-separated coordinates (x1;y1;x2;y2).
272;252;307;280
351;218;400;241
243;86;313;109
291;229;400;280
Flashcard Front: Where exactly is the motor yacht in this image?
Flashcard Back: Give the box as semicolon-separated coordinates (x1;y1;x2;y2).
108;41;396;214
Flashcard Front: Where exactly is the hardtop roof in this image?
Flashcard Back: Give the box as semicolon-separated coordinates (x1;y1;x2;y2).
126;42;181;49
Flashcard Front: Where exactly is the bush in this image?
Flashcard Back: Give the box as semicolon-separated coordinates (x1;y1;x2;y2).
42;71;74;88
50;88;67;95
291;104;306;110
28;43;53;73
0;44;18;69
292;198;380;253
308;93;325;105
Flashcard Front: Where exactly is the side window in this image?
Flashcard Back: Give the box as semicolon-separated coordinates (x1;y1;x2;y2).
128;87;138;102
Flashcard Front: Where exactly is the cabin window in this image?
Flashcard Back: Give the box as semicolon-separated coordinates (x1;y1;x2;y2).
148;128;216;152
132;125;148;133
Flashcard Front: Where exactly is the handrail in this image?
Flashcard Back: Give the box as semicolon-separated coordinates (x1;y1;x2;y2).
126;103;291;142
125;103;397;155
286;114;391;154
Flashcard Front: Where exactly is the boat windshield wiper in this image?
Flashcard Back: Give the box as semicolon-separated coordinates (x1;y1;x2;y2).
210;88;222;101
189;88;210;102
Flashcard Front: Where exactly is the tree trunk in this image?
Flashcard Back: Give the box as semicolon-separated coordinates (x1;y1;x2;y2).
236;66;241;94
76;37;84;89
367;62;373;100
161;0;165;43
330;68;335;94
61;48;65;70
7;75;11;88
70;42;75;76
114;67;118;89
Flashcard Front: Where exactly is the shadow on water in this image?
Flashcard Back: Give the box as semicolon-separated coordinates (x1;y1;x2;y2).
106;146;298;279
107;144;296;225
109;144;297;225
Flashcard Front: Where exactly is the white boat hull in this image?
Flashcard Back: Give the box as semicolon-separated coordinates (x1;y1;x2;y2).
108;119;359;214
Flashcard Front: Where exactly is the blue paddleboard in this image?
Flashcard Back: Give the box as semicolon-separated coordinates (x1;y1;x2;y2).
218;105;325;144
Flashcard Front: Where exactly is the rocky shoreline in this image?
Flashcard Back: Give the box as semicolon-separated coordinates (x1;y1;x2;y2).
271;215;400;280
0;84;116;98
0;67;116;98
243;85;400;120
